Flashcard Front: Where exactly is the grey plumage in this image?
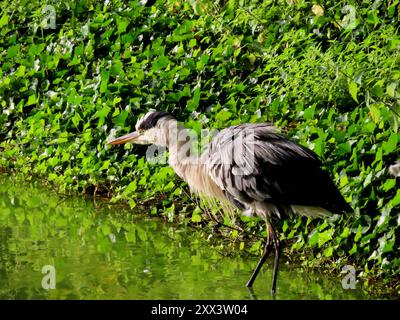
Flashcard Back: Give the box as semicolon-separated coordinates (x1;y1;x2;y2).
205;123;352;221
389;161;400;178
109;110;352;295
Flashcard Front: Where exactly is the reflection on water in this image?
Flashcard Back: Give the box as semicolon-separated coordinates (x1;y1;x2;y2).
0;174;367;299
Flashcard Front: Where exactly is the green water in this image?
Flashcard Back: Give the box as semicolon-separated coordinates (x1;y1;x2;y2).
0;174;367;300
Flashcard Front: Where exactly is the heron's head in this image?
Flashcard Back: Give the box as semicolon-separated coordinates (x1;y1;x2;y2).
108;110;176;147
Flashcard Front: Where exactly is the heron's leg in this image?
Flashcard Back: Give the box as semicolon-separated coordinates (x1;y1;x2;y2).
246;223;272;287
246;287;258;300
270;225;280;295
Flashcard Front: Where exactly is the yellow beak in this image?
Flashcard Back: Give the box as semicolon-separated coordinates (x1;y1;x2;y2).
108;132;139;145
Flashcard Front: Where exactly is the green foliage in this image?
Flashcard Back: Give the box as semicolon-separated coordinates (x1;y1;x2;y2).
0;0;399;294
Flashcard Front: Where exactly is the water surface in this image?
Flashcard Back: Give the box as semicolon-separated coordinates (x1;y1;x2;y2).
0;174;367;299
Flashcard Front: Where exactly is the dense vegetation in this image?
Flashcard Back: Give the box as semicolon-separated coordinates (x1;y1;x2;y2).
0;0;399;296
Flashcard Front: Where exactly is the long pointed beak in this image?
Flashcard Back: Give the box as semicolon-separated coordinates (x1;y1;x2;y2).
108;132;139;145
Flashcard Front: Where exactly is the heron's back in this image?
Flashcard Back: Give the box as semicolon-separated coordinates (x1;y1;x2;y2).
204;123;352;220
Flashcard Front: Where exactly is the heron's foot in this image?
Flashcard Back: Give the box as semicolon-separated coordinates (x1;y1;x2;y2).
271;288;277;300
247;287;258;300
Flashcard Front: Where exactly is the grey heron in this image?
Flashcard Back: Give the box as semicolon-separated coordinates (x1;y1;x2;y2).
109;110;352;294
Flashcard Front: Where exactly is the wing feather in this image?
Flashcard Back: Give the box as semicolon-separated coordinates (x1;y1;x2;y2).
205;123;351;216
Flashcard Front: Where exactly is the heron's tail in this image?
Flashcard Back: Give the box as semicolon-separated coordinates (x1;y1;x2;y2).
320;171;353;214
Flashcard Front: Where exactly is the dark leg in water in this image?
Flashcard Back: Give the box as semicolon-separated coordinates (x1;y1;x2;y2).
246;223;272;288
247;287;258;300
270;226;280;295
246;223;281;296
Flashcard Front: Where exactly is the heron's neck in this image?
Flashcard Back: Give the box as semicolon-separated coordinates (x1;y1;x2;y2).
164;121;225;199
165;122;198;179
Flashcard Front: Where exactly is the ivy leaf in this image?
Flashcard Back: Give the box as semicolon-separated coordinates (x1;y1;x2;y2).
349;244;357;255
0;13;8;28
366;11;380;26
390;189;400;207
100;69;109;93
386;82;397;98
215;109;232;122
152;55;171;71
116;16;129;34
7;45;20;58
349;82;359;103
187;86;201;111
26;94;38;106
318;229;333;247
110;60;124;77
382;133;397;155
368;104;381;123
324;247;333;257
191;210;202;222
